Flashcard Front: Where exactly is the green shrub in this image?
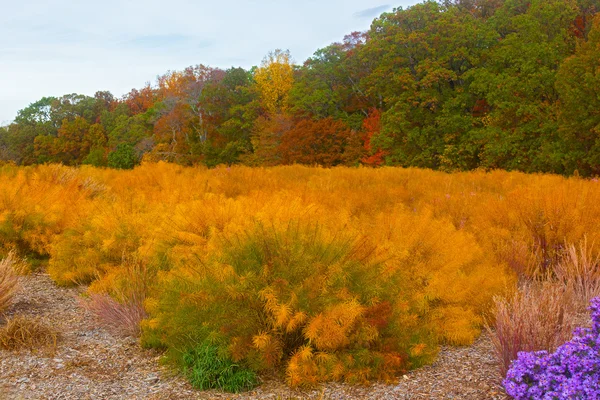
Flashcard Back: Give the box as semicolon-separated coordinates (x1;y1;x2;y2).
183;342;258;393
146;221;429;386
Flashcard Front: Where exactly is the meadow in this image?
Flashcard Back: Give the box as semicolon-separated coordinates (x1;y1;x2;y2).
1;162;599;392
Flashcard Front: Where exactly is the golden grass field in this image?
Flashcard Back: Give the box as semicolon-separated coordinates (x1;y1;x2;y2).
1;163;598;388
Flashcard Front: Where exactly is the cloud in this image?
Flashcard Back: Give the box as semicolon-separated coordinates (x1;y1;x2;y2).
123;34;212;49
354;5;391;19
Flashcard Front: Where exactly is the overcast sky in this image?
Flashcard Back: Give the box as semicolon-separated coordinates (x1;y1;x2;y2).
0;0;419;124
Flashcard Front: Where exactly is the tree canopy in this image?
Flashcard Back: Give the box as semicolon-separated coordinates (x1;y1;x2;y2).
2;0;600;175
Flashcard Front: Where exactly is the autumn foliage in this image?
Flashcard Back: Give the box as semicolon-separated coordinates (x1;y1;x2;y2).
1;0;600;393
279;117;357;166
361;109;385;166
4;1;600;176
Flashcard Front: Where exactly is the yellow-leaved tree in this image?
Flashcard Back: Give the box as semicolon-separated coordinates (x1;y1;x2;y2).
248;50;294;166
254;49;294;115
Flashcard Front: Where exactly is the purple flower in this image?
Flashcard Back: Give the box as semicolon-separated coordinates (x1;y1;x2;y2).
504;297;600;399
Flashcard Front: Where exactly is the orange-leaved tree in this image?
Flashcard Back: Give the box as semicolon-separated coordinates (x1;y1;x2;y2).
361;109;386;166
248;50;295;165
279;117;355;167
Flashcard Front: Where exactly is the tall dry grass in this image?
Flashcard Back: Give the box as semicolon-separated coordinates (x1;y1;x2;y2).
488;281;579;376
0;252;20;314
83;293;147;337
82;257;150;337
554;238;600;308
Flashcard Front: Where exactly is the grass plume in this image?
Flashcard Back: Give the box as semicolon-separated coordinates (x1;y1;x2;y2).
488;281;579;376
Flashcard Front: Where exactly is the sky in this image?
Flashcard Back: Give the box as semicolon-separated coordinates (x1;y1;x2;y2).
0;0;418;124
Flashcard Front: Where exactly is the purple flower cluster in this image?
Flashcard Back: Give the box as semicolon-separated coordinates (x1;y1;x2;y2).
504;298;600;399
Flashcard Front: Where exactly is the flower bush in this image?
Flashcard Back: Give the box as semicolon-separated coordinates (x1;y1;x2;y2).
504;297;600;399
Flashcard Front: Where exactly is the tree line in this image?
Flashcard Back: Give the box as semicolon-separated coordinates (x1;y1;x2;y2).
2;0;600;175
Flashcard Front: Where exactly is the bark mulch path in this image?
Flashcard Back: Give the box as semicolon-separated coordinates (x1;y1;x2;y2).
0;273;506;399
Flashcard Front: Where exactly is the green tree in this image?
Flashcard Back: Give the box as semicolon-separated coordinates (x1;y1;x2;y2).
290;33;373;130
82;147;107;167
556;15;600;175
197;67;256;165
107;143;138;169
362;1;496;169
468;0;579;172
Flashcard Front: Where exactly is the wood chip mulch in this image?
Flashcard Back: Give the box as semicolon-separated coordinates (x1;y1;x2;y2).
0;273;507;399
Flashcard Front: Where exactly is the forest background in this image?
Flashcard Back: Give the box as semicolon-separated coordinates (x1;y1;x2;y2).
2;0;600;176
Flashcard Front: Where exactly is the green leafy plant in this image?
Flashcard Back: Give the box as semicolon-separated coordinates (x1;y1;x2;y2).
183;342;258;393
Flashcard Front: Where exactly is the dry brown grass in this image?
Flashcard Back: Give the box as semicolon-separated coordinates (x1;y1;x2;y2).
488;281;579;376
554;238;600;309
82;293;147;337
81;256;149;337
0;315;59;352
488;239;600;378
0;251;20;314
